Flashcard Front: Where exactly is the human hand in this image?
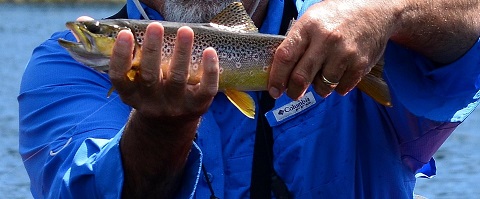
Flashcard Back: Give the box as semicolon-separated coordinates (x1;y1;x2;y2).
109;22;219;126
268;0;398;100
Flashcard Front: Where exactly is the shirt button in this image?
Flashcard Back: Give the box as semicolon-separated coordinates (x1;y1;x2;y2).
204;172;214;183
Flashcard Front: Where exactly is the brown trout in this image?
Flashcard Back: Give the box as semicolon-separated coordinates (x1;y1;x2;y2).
58;2;391;119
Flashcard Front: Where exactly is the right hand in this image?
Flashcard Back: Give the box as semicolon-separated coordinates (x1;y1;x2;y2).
109;22;220;126
268;0;394;101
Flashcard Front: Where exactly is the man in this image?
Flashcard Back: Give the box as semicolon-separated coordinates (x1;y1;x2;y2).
18;0;480;198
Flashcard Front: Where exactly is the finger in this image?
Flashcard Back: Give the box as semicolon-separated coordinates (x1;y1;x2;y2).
109;30;135;94
335;58;369;95
140;22;164;87
317;57;347;97
165;26;194;93
285;44;325;100
197;47;219;100
76;16;94;21
318;44;367;96
313;63;345;98
312;40;353;97
269;26;309;99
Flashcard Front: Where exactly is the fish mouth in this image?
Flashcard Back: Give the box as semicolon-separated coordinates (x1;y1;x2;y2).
58;21;96;52
58;21;113;70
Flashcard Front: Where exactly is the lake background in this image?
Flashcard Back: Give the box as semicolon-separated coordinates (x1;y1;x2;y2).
0;3;479;199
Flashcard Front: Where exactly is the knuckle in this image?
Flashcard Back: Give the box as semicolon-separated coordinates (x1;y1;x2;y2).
112;39;133;58
173;49;192;66
357;56;370;66
203;63;219;76
142;43;159;55
112;46;130;61
275;45;297;65
291;70;310;87
270;78;286;89
343;47;358;59
168;69;188;84
326;30;344;42
302;55;318;71
351;58;370;76
173;48;190;63
109;68;127;82
140;70;158;84
205;84;219;96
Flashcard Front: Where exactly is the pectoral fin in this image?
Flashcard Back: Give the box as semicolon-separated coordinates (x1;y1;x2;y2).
224;89;256;119
107;86;116;97
357;61;393;107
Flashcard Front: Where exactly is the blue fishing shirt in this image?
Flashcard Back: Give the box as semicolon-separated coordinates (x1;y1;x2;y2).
18;0;480;198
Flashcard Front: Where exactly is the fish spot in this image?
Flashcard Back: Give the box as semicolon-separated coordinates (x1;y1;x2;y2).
235;62;242;68
219;67;224;74
220;52;228;59
192;63;199;71
263;66;269;72
253;54;259;61
165;48;172;54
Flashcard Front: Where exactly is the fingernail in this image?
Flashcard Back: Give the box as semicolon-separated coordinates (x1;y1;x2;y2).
147;24;161;37
177;27;194;43
206;48;218;62
117;31;130;46
269;87;281;99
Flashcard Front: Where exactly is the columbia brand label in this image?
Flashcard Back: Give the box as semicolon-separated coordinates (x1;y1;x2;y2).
265;91;320;127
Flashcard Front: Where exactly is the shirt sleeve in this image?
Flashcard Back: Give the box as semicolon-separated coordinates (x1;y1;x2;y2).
382;37;480;173
385;38;480;123
18;30;202;198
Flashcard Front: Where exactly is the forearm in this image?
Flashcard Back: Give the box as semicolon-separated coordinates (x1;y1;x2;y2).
391;0;480;64
120;110;198;198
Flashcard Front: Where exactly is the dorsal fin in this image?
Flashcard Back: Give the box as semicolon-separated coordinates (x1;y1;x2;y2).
209;2;258;33
285;18;296;36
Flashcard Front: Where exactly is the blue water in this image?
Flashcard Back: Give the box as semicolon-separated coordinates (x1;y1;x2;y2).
0;3;121;198
0;3;478;199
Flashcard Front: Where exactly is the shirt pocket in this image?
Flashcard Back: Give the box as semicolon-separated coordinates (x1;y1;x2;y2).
270;90;329;151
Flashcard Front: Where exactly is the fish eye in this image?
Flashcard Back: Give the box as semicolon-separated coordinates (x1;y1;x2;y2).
85;21;101;34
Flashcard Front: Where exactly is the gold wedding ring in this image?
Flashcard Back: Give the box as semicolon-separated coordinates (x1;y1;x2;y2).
321;75;339;88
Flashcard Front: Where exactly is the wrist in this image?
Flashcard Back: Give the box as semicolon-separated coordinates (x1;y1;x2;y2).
367;0;407;40
127;109;200;139
120;109;197;198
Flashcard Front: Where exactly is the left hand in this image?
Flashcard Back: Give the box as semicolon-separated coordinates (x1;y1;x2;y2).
268;0;400;100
